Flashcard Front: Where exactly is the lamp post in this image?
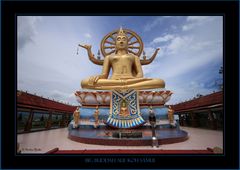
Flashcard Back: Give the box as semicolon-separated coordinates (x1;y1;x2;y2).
148;106;159;148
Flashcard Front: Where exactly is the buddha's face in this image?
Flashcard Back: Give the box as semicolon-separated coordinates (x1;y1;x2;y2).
116;35;128;50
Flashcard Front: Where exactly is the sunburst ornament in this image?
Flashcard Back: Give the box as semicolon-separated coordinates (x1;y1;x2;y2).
101;28;144;57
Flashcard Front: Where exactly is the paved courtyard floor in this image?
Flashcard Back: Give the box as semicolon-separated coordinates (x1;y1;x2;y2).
17;127;223;154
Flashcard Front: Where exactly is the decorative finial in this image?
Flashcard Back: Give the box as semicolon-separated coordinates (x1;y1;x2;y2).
97;50;101;60
117;26;126;36
77;46;79;55
143;50;146;60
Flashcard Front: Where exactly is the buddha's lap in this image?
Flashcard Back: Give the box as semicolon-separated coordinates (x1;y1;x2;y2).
81;77;165;88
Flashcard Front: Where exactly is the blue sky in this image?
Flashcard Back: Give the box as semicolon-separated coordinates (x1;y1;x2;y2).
17;16;223;105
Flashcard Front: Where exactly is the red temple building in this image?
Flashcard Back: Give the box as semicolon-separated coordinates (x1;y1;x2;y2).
17;90;77;133
172;91;223;130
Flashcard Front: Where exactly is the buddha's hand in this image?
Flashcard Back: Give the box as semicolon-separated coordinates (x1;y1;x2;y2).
88;75;104;85
78;44;92;51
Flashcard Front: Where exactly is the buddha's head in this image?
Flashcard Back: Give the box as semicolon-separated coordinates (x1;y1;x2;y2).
121;99;127;108
116;27;128;50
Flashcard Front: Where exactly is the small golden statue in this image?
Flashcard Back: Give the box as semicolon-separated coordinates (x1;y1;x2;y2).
168;106;174;123
119;99;130;118
93;106;100;127
79;27;165;91
73;107;80;128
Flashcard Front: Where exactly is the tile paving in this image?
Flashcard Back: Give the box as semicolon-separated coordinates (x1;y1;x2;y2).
17;126;223;154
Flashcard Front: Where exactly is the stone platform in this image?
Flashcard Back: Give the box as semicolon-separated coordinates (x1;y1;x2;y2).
68;125;188;146
69;89;188;146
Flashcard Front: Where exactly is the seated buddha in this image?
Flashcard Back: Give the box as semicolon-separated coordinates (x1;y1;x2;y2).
79;28;165;91
119;99;130;117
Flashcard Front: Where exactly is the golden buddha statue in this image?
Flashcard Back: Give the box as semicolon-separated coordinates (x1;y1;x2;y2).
119;99;130;117
93;106;100;128
79;27;165;91
94;106;100;123
168;106;174;123
73;107;80;127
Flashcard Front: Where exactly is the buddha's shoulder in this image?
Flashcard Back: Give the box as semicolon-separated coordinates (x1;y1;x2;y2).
106;53;138;60
127;52;134;56
105;53;115;59
128;53;139;59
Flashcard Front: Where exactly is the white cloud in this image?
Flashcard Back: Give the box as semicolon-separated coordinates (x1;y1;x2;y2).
182;16;214;31
84;33;92;38
152;34;175;44
143;47;156;57
165;77;218;105
154;38;221;79
144;25;221;82
18;16;42;49
143;17;163;32
186;16;211;22
167;36;193;54
189;81;205;89
167;86;214;105
162;16;174;18
50;90;77;105
144;16;181;32
17;16;103;105
182;24;194;31
142;45;168;76
140;17;222;105
170;25;177;30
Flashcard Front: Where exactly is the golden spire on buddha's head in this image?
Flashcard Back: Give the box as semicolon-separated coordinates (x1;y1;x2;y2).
117;27;127;37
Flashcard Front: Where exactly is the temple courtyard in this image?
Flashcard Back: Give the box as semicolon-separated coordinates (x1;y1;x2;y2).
17;126;223;154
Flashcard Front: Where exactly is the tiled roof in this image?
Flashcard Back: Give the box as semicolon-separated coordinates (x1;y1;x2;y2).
17;91;77;113
172;91;223;112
